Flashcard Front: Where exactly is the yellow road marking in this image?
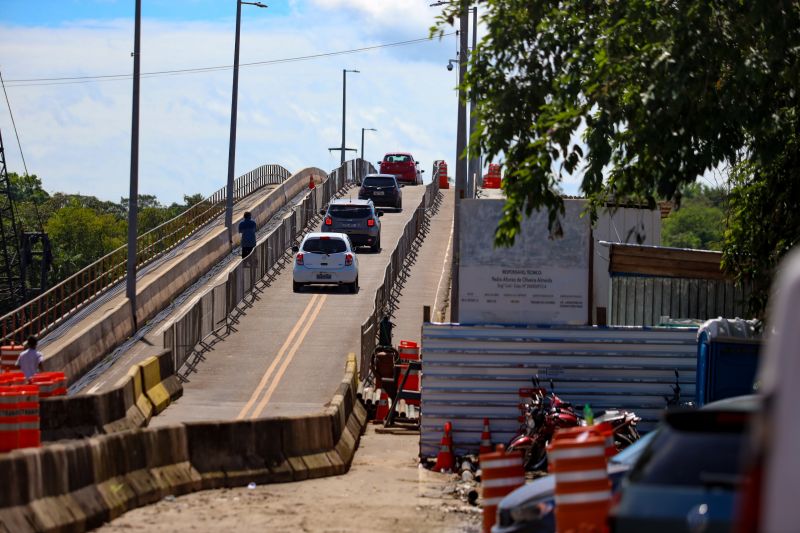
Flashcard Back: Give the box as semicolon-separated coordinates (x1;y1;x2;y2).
236;293;320;420
249;294;327;418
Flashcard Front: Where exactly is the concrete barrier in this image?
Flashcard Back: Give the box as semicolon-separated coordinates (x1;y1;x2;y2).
0;352;365;532
139;350;182;415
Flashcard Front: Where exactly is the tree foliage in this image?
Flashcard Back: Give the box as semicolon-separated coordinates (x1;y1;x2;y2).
435;0;800;317
662;183;726;250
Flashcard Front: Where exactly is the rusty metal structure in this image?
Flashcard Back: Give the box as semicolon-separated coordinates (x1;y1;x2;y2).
0;125;25;311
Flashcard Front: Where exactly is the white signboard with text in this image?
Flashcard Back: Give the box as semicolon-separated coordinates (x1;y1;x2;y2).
458;199;590;325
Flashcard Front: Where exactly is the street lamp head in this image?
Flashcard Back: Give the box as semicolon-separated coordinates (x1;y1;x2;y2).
344;69;360;74
240;1;268;7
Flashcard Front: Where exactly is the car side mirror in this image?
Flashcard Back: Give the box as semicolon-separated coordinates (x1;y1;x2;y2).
291;245;299;253
420;169;425;173
399;184;405;188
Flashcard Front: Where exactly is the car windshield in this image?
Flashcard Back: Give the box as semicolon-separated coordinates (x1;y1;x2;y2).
626;425;745;488
384;154;411;163
329;205;372;219
302;237;347;254
363;177;396;188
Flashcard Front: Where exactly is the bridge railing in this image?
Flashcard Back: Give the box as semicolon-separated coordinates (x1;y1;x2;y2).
0;164;290;345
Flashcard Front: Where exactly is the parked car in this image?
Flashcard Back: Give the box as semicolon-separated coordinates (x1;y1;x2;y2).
321;198;382;252
291;232;358;293
379;152;423;185
358;174;403;209
493;431;657;533
609;395;758;533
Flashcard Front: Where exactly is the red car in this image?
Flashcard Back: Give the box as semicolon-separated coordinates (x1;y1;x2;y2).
379;153;423;185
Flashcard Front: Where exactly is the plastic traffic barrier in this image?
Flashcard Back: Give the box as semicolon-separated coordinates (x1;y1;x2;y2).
548;429;611;533
480;445;524;533
438;161;450;189
0;345;23;372
0;388;19;452
15;385;40;448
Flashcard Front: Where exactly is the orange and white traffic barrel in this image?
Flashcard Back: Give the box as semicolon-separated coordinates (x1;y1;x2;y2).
438;161;449;189
0;345;23;372
480;445;525;533
14;385;39;448
397;340;421;405
0;388;20;453
548;431;611;533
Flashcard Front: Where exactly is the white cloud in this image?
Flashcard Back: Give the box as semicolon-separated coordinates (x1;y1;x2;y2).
0;8;464;204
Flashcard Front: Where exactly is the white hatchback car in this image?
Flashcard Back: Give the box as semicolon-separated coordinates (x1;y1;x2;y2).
292;232;359;293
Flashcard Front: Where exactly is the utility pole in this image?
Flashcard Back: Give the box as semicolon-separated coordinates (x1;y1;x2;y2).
329;69;359;165
450;8;469;323
126;0;141;329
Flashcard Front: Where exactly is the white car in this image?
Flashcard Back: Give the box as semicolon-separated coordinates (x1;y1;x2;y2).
292;232;359;293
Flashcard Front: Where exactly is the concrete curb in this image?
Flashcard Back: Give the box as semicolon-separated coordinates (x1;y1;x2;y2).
0;355;366;532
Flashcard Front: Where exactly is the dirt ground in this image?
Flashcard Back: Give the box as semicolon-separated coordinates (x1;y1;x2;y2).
96;425;482;533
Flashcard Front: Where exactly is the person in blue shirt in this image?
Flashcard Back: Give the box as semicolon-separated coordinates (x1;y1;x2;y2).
238;211;257;258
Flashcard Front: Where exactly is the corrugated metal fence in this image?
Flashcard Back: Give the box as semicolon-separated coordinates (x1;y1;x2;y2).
163;160;371;374
420;323;698;457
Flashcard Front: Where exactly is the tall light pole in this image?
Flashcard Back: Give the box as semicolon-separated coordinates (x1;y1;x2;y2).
126;0;141;329
361;127;377;162
329;69;360;165
452;8;469;323
225;0;267;243
467;5;479;198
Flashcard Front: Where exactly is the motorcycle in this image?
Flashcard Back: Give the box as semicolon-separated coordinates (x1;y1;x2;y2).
508;377;641;471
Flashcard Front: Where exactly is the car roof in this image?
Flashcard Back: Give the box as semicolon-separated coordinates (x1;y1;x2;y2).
383;152;413;157
329;198;373;206
303;232;349;240
363;174;398;180
700;394;762;412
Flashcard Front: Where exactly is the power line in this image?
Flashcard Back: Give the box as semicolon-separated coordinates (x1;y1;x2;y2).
4;33;457;88
0;71;30;176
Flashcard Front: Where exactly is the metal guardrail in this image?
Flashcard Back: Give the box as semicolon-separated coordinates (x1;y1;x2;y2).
164;160;373;376
0;163;290;345
359;173;441;379
419;323;699;457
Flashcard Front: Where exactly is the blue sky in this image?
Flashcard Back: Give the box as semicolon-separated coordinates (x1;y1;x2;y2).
0;1;583;205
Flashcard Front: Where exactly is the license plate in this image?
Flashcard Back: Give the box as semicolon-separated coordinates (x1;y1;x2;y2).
373;191;384;196
341;224;357;229
316;273;332;280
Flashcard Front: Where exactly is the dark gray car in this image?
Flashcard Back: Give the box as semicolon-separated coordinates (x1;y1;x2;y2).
321;199;382;252
358;174;402;209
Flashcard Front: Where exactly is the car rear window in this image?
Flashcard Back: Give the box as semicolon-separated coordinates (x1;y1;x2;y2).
302;237;347;254
363;177;397;188
384;154;411;163
626;426;745;488
329;205;372;219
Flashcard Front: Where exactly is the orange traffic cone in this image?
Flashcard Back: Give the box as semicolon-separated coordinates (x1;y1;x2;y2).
479;418;493;454
373;390;390;422
433;421;455;472
308;175;316;190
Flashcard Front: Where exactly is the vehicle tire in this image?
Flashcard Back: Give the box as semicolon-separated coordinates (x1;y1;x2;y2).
349;277;359;294
396;199;402;210
371;236;381;253
293;281;302;293
524;443;549;472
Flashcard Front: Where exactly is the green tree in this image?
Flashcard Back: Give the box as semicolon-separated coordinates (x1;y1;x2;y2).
435;1;799;317
45;200;126;278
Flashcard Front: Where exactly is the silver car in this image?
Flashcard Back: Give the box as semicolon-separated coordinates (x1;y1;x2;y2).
292;232;359;293
321;199;383;252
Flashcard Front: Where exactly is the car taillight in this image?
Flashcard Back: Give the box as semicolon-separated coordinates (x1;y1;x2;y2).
345;253;353;266
296;252;304;265
325;216;332;226
367;219;375;227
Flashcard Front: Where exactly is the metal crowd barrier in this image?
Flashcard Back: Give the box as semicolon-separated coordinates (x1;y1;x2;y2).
359;176;441;380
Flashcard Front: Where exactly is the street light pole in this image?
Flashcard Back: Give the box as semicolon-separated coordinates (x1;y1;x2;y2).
450;8;469;323
126;0;141;329
225;1;267;243
340;69;359;165
361;127;377;162
467;5;479;198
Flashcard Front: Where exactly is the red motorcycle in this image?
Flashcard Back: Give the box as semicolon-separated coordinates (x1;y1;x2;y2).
508;377;641;471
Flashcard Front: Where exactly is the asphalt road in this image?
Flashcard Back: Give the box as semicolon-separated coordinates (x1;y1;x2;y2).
152;185;429;424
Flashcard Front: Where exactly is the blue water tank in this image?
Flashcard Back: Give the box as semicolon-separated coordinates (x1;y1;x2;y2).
696;318;761;406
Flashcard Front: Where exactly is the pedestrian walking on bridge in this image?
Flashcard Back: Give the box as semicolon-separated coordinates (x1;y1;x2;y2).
16;335;44;381
238;211;257;259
